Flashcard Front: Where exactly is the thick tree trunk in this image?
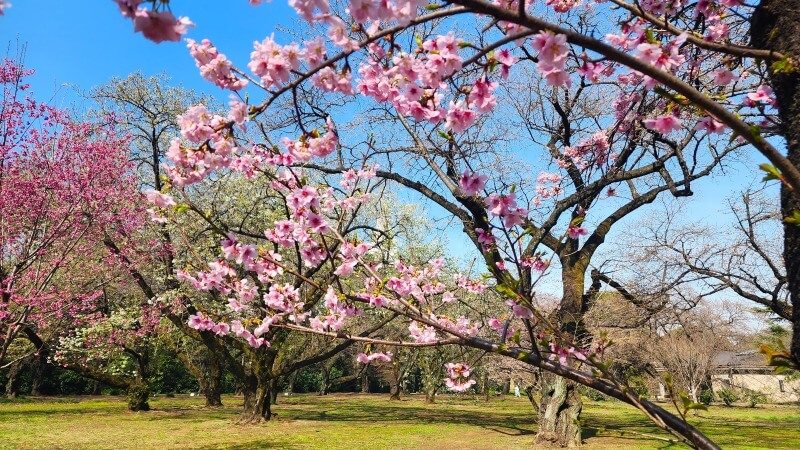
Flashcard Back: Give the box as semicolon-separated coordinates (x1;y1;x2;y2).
239;376;272;423
389;359;403;400
319;365;330;395
536;374;582;448
204;352;223;407
126;382;151;412
424;383;436;403
389;382;402;400
751;0;800;368
30;354;44;396
532;263;587;448
4;359;25;398
91;380;102;396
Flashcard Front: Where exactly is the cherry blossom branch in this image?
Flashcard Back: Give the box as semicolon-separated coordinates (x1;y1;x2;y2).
462;335;721;450
608;0;786;60
449;0;800;193
276;323;463;347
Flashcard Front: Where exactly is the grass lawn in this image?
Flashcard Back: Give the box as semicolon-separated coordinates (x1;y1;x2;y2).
0;393;798;449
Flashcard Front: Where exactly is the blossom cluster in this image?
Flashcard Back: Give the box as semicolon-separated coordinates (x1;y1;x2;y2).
114;0;193;43
444;362;477;392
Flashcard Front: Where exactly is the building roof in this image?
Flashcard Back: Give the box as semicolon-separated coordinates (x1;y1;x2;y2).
712;351;770;370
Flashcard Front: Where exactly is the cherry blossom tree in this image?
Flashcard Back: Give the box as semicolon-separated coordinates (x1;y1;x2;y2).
0;58;140;370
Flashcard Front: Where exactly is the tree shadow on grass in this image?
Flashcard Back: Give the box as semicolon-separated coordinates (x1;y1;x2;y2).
199;441;307;450
278;402;536;437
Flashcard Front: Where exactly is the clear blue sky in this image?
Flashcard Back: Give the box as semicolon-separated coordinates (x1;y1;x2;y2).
0;1;297;103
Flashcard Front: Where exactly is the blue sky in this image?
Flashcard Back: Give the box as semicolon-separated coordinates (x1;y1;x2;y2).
0;1;297;103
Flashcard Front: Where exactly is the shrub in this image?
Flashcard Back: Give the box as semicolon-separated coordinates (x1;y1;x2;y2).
717;388;739;406
579;386;609;401
699;389;714;405
743;390;767;408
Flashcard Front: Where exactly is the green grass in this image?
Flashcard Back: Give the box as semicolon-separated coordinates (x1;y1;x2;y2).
0;393;798;449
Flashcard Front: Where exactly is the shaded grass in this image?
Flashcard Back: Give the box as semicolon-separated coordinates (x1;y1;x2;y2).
0;393;798;449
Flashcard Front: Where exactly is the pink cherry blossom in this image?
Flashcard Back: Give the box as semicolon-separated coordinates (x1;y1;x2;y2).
711;68;736;86
144;189;176;209
643;115;683;134
133;9;193;43
459;170;488;196
695;116;726;134
567;225;588;239
747;84;776;106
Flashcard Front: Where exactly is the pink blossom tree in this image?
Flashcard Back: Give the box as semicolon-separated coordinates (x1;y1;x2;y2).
0;58;141;370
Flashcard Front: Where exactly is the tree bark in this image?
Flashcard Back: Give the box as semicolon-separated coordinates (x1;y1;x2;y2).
751;0;800;369
536;374;582;448
126;382;150;412
204;351;223;407
319;365;330;395
269;377;279;405
239;375;272;423
535;263;587;447
389;382;402;400
30;354;45;396
287;370;298;394
424;383;436;403
4;358;25;398
360;370;370;393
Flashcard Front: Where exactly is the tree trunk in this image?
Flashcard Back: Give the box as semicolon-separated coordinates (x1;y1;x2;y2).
239;376;272;423
204;352;223;407
126;382;151;412
389;359;402;400
91;380;102;395
30;354;44;396
482;372;490;402
287;370;298;394
269;377;279;405
4;359;25;398
534;262;587;447
536;374;582;448
751;0;800;369
360;370;370;393
424;383;436;403
389;379;402;400
319;365;330;395
526;385;539;410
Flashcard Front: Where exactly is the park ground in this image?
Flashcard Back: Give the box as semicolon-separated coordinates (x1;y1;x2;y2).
0;394;798;449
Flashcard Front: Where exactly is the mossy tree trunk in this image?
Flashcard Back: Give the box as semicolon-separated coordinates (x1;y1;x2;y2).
238;350;276;423
4;358;25;398
204;351;223;407
536;374;582;448
30;354;45;396
240;376;272;423
535;262;587;448
360;370;370;393
127;382;151;412
751;0;800;369
269;377;279;405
